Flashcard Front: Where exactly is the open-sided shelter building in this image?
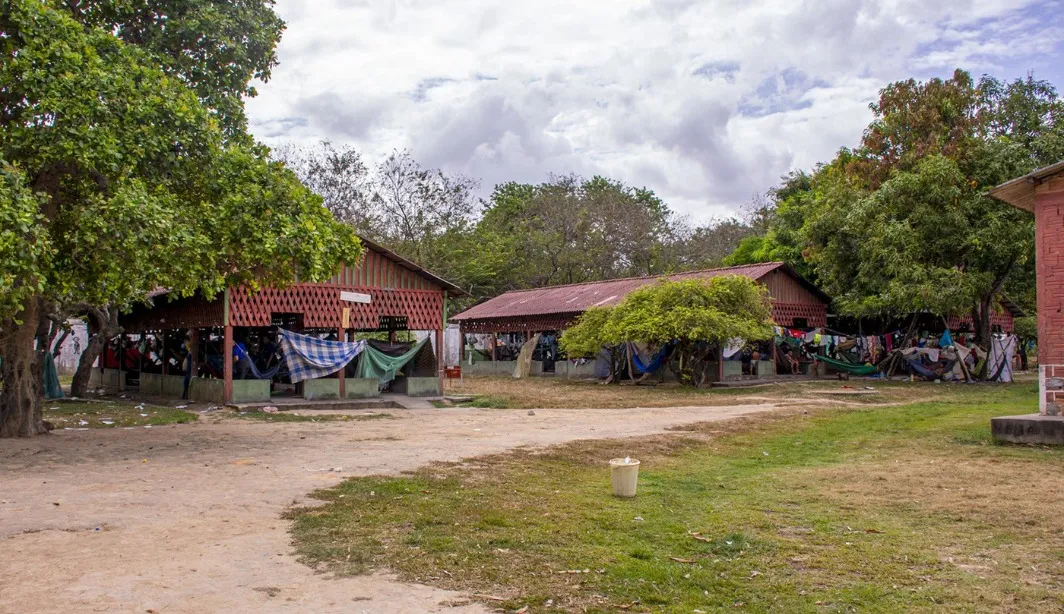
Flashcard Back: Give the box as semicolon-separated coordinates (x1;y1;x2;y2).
94;237;464;405
451;262;830;381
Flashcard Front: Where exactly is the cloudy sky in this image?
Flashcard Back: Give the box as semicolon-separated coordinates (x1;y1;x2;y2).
246;0;1064;221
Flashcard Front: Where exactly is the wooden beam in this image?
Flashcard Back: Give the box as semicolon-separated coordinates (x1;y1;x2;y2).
338;326;346;399
223;325;233;405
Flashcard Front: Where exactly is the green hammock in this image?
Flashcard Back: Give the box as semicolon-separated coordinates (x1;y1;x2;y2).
355;338;430;388
818;354;879;376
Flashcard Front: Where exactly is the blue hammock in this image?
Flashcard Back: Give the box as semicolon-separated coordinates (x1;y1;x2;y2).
234;343;284;380
629;343;673;374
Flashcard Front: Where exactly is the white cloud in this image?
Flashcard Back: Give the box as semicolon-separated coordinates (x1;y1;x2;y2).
247;0;1063;222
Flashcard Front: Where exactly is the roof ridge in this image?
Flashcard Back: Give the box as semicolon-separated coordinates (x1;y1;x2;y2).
496;262;785;295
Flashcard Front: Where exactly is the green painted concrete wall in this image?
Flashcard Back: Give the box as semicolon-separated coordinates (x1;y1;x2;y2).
232;379;271;403
345;378;379;399
188;378;223;404
303;378;340;400
393;376;440;397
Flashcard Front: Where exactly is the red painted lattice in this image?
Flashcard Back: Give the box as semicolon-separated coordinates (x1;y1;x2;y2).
229;284;444;330
947;312;1014;334
772;302;828;328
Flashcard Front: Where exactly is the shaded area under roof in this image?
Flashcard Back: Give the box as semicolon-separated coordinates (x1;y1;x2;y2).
452;262;827;322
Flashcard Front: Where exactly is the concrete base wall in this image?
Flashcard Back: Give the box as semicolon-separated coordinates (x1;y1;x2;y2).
232;379;271;404
89;368;123;392
992;414;1064;445
464;361;517;376
722;360;777;381
345;378;380;399
188;378;223;404
140;373;186;397
392;376;440;397
463;360;598;378
1040;364;1063;416
303;378;340;400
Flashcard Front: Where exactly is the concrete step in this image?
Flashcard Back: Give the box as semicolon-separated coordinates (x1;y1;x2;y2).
232;398;403;412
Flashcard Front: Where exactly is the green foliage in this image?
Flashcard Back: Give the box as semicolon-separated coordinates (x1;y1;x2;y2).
69;0;286;138
560;277;774;385
0;164;50;320
1014;316;1038;341
557;307;620;359
722;172;817;282
0;0;360;319
609;277;774;346
727;70;1061;339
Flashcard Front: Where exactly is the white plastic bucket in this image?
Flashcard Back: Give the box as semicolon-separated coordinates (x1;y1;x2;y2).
609;458;640;497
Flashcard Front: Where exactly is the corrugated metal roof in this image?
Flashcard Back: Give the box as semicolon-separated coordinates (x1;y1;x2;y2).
452;262;793;321
989;160;1064;212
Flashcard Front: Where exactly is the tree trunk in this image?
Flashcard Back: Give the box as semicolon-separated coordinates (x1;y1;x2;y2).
70;307;120;398
71;333;107;397
1;299;47;438
973;296;993;348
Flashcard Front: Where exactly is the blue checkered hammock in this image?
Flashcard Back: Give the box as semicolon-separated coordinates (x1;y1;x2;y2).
279;330;366;384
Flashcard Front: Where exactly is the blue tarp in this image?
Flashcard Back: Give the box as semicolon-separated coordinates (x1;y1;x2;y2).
629;343;673;374
234;343;284;380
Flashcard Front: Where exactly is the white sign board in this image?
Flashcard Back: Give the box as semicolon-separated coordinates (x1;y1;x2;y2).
340;291;372;304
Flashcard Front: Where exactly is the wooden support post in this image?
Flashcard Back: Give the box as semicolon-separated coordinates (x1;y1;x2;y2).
491;332;497;362
188;329;199;381
161;331;168;376
338;326;346;399
118;335;126;392
436;328;445;396
223;325;234;405
717;344;724;383
137;333;144;390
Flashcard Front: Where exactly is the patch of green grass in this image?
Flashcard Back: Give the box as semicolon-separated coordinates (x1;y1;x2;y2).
435;395;513;409
45;400;196;429
289;384;1064;613
232;411;393;423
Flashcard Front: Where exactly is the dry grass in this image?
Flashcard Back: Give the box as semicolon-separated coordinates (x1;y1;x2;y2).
290;383;1062;613
444;375;935;409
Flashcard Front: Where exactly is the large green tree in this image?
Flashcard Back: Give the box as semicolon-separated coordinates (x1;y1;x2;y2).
802;70;1061;341
560;276;774;387
0;1;360;437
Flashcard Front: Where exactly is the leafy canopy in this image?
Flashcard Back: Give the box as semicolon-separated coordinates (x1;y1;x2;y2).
0;0;361;320
560;276;774;358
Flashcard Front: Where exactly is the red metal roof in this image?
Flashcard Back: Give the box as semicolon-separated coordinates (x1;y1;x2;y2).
452;262;804;322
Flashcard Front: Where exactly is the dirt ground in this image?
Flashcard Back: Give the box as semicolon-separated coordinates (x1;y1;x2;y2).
0;400;785;614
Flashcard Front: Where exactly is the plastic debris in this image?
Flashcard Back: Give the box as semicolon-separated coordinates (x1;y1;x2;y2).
262;406;279;413
175;405;188;409
78;420;88;426
139;413;149;417
101;420;114;425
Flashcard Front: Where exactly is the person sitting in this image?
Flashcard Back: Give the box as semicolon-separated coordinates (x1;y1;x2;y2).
779;344;800;374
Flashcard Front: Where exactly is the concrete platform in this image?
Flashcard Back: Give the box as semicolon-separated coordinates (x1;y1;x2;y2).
231;393;443;412
991;414;1064;445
